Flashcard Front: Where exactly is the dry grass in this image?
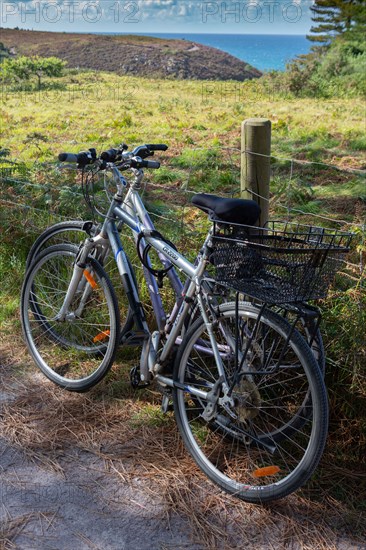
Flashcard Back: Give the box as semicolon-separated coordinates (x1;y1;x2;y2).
1;331;365;550
0;512;51;550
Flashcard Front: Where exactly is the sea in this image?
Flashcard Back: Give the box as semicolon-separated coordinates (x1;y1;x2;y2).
108;33;311;72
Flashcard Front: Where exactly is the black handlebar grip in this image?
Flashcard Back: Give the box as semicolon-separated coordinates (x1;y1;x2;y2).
141;160;160;169
58;152;78;163
77;152;92;166
101;149;117;162
146;144;168;152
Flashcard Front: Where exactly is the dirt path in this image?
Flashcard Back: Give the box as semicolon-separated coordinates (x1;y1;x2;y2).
1;342;365;550
1;439;201;550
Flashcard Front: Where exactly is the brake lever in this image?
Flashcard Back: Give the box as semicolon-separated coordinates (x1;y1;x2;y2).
131;145;152;159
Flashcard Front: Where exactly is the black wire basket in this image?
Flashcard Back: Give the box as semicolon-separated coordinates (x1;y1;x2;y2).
210;220;353;304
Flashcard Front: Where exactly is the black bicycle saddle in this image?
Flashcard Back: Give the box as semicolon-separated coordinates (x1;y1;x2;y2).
191;193;260;226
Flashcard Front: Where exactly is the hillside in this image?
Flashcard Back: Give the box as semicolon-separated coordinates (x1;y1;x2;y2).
0;29;261;81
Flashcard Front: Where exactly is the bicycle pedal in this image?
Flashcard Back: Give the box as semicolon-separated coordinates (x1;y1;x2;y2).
161;395;173;414
130;365;150;390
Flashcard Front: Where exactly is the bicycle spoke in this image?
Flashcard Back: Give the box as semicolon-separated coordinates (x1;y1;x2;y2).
22;245;119;389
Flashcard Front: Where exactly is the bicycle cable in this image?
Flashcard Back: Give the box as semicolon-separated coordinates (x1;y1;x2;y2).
136;230;178;288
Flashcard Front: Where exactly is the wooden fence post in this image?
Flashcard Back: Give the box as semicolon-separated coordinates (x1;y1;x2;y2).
241;118;271;226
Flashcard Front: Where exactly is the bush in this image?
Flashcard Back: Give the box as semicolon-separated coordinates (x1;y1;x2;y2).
279;37;366;99
284;54;321;96
0;55;67;90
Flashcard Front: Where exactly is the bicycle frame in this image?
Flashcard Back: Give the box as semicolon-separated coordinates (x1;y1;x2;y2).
58;174;232;401
114;189;192;326
104;171;199;332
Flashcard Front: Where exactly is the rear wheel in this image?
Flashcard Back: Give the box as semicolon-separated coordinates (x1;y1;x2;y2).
26;220;96;269
21;244;120;392
173;302;328;503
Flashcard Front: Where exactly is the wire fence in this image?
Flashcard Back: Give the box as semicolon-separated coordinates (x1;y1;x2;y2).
1;146;365;279
1;145;365;389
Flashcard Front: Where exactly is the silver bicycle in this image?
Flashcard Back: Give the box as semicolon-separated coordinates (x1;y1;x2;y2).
24;144;327;370
21;144;352;503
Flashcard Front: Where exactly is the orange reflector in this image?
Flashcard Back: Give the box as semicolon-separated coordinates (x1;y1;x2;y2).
93;330;110;343
253;466;280;478
84;270;98;289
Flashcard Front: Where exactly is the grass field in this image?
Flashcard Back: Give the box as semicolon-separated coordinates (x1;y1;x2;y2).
1;67;365;380
1;71;365;166
1;69;365;288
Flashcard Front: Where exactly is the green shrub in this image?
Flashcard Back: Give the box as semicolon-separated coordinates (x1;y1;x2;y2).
0;55;67;90
278;35;366;99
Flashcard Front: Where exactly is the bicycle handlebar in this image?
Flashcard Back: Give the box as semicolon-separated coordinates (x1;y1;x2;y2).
129;146;151;160
58;148;96;167
137;159;161;169
100;143;128;162
129;144;168;158
58;152;78;163
100;148;120;162
119;157;160;170
58;142;167;169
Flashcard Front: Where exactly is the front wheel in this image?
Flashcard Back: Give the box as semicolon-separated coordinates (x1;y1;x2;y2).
21;244;120;392
173;302;328;503
25;220;134;341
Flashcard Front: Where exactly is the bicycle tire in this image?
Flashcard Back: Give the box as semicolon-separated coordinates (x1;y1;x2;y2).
21;244;120;392
26;220;95;270
25;220;134;340
173;302;328;503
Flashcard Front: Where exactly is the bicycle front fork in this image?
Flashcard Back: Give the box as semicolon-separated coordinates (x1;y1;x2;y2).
55;238;101;321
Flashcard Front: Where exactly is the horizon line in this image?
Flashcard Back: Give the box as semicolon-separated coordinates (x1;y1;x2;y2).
1;27;309;37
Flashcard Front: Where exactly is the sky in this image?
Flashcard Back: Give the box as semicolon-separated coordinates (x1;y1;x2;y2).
0;0;314;35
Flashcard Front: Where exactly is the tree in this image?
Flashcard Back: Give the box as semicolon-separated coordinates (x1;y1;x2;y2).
307;0;365;45
0;56;67;89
